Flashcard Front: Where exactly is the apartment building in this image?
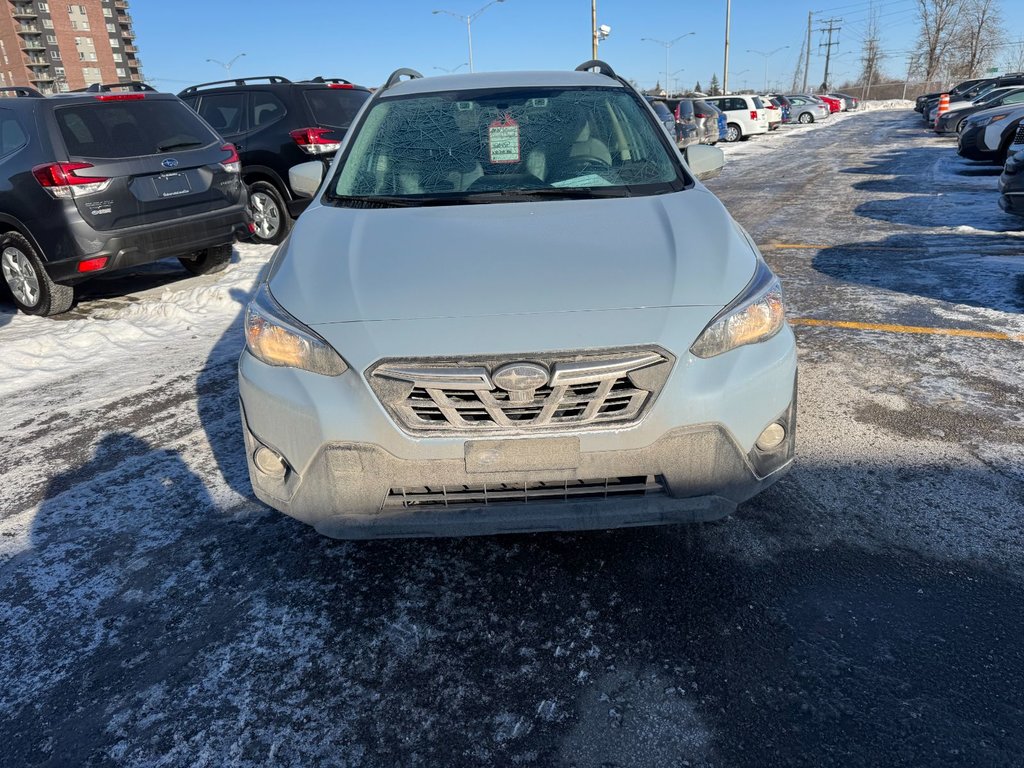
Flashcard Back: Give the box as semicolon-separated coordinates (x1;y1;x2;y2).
0;0;142;93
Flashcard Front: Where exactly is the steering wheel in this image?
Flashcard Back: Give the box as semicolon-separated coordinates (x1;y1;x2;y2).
564;155;612;176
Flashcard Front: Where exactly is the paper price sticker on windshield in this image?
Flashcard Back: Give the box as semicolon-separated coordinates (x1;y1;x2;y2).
488;117;520;164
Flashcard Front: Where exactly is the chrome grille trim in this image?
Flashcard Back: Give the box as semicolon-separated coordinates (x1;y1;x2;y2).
369;349;673;434
382;475;665;509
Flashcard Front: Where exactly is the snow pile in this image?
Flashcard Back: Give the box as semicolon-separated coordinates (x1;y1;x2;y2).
860;99;915;111
0;243;274;397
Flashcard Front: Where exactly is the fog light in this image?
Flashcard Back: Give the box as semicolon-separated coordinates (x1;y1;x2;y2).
253;446;287;478
756;423;787;451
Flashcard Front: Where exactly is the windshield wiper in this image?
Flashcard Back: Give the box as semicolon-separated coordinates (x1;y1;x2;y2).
464;187;631;202
329;194;456;208
157;141;204;152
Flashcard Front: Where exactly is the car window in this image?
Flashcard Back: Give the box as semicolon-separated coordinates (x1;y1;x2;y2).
55;100;215;159
1004;92;1024;104
753;96;764;109
250;91;287;128
303;88;370;130
331;86;684;202
197;92;247;136
0;109;27;156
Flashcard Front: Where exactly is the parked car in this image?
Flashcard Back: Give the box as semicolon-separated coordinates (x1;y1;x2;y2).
998;147;1024;215
1001;118;1024;160
238;61;797;539
671;98;701;147
0;83;250;316
691;99;721;144
706;101;729;143
816;94;843;114
915;78;986;113
769;95;792;123
827;93;859;111
957;104;1024;162
923;76;1024;124
178;75;372;245
704;94;769;142
934;86;1024;134
760;96;782;130
785;94;830;123
646;97;682;144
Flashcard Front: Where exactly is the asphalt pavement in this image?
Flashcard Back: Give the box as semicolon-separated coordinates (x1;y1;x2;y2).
1;110;1023;767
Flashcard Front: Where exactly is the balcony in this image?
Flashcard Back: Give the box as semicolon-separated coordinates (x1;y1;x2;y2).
11;5;37;18
26;55;47;65
124;44;137;53
29;72;54;83
20;38;45;51
114;0;129;8
16;24;41;33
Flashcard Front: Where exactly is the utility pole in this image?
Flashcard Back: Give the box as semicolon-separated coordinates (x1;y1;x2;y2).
723;0;731;94
817;17;842;92
802;11;812;92
591;0;598;59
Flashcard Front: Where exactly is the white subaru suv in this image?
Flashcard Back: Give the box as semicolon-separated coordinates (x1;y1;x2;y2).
238;61;798;539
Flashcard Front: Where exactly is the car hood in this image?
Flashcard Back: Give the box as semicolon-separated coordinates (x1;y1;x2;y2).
268;190;758;325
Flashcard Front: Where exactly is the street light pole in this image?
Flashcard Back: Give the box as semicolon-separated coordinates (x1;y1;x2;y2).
723;0;731;95
432;0;507;73
641;32;695;97
747;46;789;92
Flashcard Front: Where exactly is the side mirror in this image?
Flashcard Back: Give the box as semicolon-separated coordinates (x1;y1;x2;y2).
289;161;326;198
683;144;725;182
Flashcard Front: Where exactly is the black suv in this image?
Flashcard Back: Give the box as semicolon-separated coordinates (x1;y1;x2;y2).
0;83;250;316
178;76;372;244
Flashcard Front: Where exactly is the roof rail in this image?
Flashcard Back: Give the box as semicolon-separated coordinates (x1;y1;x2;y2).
575;60;618;79
381;68;423;91
178;75;292;95
305;76;353;85
77;81;158;93
0;86;43;98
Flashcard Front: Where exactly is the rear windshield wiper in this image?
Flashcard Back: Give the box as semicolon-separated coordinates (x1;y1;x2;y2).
157;141;205;152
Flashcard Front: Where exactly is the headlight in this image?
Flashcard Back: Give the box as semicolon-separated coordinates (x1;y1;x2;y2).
984;113;1009;125
244;283;348;375
690;260;786;358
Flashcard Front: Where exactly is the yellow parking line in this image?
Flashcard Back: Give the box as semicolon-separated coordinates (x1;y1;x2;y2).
789;317;1024;342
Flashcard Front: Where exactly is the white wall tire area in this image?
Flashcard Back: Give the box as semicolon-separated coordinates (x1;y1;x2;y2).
798;112;814;124
0;231;73;316
725;123;742;142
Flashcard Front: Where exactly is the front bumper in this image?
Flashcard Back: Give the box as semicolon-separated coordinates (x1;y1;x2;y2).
237;315;798;539
956;124;994;160
45;203;250;283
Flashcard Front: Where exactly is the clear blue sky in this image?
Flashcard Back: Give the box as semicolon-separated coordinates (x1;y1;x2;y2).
132;0;1024;94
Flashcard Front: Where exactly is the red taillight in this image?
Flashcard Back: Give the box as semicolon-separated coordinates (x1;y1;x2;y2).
94;93;145;101
328;83;354;89
219;143;241;174
77;256;108;273
695;112;707;118
750;110;758;120
289;127;341;155
32;162;107;187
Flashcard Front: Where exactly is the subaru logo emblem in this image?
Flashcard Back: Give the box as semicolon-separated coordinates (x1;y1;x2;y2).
161;158;179;169
492;362;549;403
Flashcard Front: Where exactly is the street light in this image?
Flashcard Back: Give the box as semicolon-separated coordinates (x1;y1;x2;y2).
433;63;469;74
670;67;685;97
432;0;507;73
730;69;749;93
206;52;246;72
747;46;789;93
641;32;695;97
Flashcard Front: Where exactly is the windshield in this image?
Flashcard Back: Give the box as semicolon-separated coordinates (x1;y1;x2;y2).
329;86;684;205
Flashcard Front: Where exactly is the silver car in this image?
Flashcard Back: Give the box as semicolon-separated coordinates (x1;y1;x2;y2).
786;95;830;123
239;61;798;539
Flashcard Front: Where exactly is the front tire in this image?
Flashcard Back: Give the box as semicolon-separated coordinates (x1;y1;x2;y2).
247;181;290;246
798;112;813;124
179;243;233;276
725;123;742;142
0;231;73;316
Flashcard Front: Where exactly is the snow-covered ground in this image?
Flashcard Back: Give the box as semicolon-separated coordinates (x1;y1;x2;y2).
2;107;1024;767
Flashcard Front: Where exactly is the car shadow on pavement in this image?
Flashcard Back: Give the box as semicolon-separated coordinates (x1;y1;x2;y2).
6;447;1024;766
812;232;1024;313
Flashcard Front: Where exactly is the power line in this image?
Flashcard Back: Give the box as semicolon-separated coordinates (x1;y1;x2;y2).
817;17;843;90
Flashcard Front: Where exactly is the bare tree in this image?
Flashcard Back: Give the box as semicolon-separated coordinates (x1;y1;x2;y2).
1001;39;1024;73
859;4;885;96
949;0;1003;79
914;0;967;82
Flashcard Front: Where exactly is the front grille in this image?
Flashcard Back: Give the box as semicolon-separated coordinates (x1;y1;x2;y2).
1014;125;1024;145
369;349;673;433
382;475;664;509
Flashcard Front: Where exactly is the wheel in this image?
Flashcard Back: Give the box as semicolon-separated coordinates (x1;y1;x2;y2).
0;231;73;316
247;181;290;245
179;243;233;276
798;112;813;124
725;123;742;142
